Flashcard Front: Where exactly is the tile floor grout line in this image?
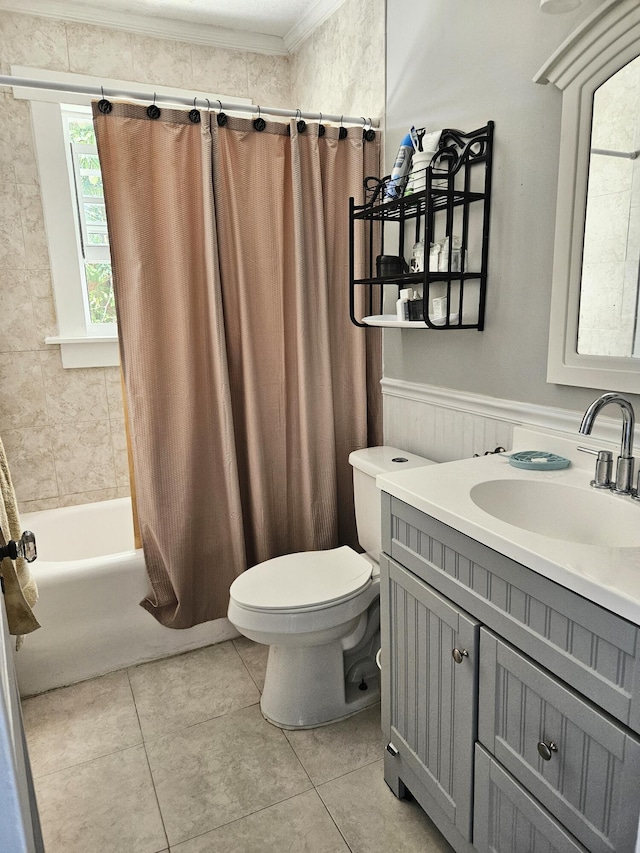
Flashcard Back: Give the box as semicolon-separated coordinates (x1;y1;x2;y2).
126;668;171;853
232;637;266;693
308;753;386;789
167;787;323;847
315;782;356;853
30;739;145;781
137;698;263;745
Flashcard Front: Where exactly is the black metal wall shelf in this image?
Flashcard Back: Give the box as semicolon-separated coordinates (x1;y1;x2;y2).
349;122;494;330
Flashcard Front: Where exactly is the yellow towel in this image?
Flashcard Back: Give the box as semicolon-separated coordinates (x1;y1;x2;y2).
0;436;40;638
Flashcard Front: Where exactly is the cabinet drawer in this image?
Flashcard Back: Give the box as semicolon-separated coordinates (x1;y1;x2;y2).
382;493;640;733
478;629;640;853
474;745;589;853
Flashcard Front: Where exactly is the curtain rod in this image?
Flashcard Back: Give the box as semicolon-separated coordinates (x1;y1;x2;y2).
0;75;380;128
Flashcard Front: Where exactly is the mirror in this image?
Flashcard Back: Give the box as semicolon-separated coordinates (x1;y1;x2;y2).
535;0;640;392
578;56;640;359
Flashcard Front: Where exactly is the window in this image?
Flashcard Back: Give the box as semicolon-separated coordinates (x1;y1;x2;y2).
64;110;116;330
15;65;252;367
31;100;120;367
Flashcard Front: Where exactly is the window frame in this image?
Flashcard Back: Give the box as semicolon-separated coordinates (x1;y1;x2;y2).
16;66;251;367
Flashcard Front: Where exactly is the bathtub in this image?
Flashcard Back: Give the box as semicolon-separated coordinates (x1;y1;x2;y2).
15;497;237;696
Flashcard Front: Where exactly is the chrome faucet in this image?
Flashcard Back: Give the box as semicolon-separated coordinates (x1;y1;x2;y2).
579;392;635;494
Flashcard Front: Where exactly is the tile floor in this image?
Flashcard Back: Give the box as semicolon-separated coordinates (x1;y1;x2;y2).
21;637;454;852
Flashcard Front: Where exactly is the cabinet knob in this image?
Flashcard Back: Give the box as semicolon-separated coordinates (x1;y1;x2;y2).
452;648;469;664
537;740;558;761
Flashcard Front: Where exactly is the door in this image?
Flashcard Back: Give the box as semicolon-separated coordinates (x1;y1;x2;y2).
0;588;44;852
381;554;480;841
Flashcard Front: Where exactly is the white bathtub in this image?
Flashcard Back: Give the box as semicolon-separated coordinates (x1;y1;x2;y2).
15;497;237;696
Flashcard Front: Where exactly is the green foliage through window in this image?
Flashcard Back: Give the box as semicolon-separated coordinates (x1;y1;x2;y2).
85;262;116;324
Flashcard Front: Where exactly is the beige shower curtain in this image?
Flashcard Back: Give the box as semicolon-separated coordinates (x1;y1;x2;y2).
94;102;381;628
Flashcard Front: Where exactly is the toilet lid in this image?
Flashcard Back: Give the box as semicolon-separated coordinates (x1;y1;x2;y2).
229;546;373;612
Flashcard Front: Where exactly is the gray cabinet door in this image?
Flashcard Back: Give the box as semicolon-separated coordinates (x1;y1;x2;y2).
381;554;479;841
479;629;640;853
474;745;589;853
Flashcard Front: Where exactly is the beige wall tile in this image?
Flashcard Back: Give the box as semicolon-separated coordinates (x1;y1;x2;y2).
66;22;134;79
246;53;291;109
2;426;58;502
110;417;130;488
32;295;58;348
105;366;125;418
11;97;39;185
20;496;60;513
0;351;47;429
131;34;193;89
191;44;248;97
0;270;39;351
40;349;108;423
58;488;119;507
17;184;50;269
50;419;116;494
27;267;54;302
0;95;17;183
0;183;26;268
0;12;69;72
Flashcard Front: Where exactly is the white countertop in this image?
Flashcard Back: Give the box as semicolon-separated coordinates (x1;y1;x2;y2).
377;426;640;626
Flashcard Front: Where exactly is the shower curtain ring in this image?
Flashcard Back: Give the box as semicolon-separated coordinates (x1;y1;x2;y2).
97;85;113;115
216;99;228;126
188;97;201;124
318;112;325;137
147;92;161;120
363;117;375;142
339;115;347;140
253;105;266;132
295;108;306;134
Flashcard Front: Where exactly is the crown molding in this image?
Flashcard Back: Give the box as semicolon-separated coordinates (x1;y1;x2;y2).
0;0;289;55
284;0;348;53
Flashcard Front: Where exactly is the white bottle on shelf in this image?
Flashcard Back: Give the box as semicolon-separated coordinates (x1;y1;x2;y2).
396;288;411;322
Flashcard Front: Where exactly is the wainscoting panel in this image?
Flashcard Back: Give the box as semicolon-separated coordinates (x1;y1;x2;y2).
381;378;629;463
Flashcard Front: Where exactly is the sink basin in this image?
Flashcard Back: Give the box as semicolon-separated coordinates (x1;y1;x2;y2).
469;479;640;547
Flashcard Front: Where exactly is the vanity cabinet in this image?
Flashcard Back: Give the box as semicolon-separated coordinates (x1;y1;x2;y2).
380;493;640;853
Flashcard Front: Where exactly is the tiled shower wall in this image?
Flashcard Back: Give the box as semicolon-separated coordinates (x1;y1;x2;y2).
0;0;385;514
290;0;385;123
0;11;292;513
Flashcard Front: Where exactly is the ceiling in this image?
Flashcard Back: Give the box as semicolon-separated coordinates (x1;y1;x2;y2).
0;0;346;53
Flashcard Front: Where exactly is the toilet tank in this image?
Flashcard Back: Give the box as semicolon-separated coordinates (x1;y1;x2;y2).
349;446;435;562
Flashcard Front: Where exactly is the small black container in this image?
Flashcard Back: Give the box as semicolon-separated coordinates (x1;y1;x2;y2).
408;298;424;321
376;255;408;278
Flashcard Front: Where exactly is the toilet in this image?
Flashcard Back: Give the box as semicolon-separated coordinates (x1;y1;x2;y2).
227;446;435;729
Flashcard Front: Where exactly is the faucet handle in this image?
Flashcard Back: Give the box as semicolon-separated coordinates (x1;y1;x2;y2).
577;446;613;489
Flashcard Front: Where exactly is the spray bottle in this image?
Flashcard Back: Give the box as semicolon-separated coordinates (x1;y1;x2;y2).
384;132;414;201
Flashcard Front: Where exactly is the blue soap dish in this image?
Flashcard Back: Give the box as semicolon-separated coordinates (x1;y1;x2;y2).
508;451;571;471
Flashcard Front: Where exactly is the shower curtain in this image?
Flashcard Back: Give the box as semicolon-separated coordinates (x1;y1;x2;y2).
93;102;381;628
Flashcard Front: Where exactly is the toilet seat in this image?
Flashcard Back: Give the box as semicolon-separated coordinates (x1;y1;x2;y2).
229;546;372;614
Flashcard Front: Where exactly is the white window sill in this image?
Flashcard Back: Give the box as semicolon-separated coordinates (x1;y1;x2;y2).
45;336;119;368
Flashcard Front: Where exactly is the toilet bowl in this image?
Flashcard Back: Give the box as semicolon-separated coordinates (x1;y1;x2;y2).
228;446;435;729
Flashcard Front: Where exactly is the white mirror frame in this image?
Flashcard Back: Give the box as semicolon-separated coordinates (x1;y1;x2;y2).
535;0;640;393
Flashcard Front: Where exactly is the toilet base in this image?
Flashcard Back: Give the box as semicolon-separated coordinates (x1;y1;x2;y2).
260;639;380;730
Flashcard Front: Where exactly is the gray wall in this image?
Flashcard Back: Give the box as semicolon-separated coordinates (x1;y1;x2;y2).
384;0;633;412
